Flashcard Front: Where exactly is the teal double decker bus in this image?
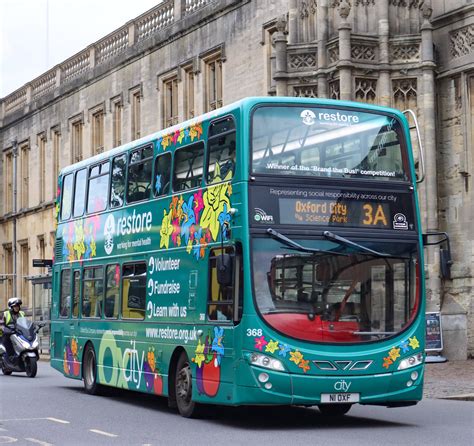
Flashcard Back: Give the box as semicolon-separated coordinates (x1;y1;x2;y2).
51;97;427;417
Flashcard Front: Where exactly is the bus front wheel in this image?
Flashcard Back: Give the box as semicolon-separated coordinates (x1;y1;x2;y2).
318;403;352;416
175;352;202;418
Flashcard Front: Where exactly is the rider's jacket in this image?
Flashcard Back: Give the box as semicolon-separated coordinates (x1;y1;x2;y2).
0;310;25;336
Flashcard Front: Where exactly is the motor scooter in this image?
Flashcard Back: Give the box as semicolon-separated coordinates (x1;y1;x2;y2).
0;317;45;377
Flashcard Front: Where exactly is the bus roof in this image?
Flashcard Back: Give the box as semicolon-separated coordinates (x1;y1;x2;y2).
59;96;407;176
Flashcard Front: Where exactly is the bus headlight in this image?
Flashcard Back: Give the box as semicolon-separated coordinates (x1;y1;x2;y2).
248;353;285;371
397;353;423;370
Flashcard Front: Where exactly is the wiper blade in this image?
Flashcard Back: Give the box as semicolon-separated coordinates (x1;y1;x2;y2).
266;228;348;256
323;230;392;258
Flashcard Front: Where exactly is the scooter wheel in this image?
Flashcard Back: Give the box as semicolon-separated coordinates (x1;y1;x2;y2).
25;357;37;378
1;365;12;375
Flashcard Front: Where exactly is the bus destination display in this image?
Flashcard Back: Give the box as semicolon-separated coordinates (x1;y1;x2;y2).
279;198;392;228
250;186;416;231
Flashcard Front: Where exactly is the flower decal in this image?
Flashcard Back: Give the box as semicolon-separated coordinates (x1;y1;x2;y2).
159;209;174;249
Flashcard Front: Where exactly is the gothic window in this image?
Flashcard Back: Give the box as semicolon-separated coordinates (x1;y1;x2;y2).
71;118;83;163
355;78;377;104
4;150;13;213
163;75;179;128
3;245;13;299
91;108;105;154
392;78;417;112
51;127;61;199
293;85;318;98
38;133;46;203
130;86;142;140
111;97;123;147
20;143;30;209
202;50;223;112
183;65;195;120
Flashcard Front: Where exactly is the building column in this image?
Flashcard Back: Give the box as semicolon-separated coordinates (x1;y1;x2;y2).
273;16;288;96
288;0;298;45
337;1;352;101
420;3;441;309
317;0;329;98
377;0;391;106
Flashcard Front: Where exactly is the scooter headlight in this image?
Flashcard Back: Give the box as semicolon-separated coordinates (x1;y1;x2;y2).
31;339;39;349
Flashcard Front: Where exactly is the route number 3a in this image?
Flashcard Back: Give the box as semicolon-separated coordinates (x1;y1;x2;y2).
246;328;263;337
363;204;388;226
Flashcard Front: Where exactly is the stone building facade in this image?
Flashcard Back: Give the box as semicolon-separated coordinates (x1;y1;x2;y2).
0;0;472;359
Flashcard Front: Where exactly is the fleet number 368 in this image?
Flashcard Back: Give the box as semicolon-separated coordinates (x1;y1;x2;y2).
246;328;263;337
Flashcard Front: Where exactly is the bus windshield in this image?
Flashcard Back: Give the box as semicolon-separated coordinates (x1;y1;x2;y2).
252;106;408;181
252;237;419;343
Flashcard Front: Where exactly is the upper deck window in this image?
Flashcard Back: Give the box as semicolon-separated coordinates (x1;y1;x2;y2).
127;145;153;203
252;106;408;182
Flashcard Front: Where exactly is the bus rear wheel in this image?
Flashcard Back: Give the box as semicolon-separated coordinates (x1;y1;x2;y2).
175;352;202;418
318;403;352;416
83;344;103;395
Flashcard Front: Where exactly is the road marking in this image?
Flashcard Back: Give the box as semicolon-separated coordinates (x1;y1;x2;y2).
46;418;70;424
24;438;52;446
89;429;118;438
0;418;69;425
0;436;17;444
0;428;7;432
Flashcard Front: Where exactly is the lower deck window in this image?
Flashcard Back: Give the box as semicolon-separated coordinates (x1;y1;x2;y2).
122;263;146;319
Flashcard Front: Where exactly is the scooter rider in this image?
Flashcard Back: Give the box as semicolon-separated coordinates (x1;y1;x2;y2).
0;297;25;367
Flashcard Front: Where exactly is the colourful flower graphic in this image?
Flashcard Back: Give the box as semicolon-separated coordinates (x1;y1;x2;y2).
289;350;303;365
278;343;291;358
265;340;279;354
159;209;174;249
201;182;231;240
254;335;268;351
389;347;401;362
408;336;420;350
383;356;393;369
400;340;410;353
298;359;310;373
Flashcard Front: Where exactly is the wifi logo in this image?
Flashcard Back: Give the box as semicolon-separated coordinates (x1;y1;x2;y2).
254;208;274;223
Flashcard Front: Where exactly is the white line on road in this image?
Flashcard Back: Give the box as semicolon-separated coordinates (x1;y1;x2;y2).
89;429;118;438
45;418;70;424
24;438;53;446
0;435;17;444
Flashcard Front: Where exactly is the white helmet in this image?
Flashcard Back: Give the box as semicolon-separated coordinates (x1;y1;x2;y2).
8;297;22;309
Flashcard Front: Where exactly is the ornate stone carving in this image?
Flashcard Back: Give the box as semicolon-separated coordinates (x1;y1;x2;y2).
389;0;423;8
328;43;340;64
389;43;420;62
355;78;377;103
449;25;474;59
351;44;376;61
299;0;317;18
288;52;318;69
355;0;375;6
293;84;318;98
338;0;351;19
329;80;340;99
275;15;288;33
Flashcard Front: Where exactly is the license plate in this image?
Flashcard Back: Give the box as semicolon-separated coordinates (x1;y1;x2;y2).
320;393;360;404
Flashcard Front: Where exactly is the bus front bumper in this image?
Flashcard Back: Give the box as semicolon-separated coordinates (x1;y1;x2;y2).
232;361;424;406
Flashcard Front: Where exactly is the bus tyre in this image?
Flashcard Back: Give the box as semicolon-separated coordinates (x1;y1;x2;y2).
83;344;103;395
25;357;37;378
318;403;352;416
175;352;202;418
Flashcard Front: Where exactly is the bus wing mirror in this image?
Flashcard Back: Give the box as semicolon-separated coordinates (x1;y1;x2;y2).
403;109;425;184
423;231;453;280
217;253;233;286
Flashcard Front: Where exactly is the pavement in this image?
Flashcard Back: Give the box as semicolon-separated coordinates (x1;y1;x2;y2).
39;354;474;402
424;358;474;401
